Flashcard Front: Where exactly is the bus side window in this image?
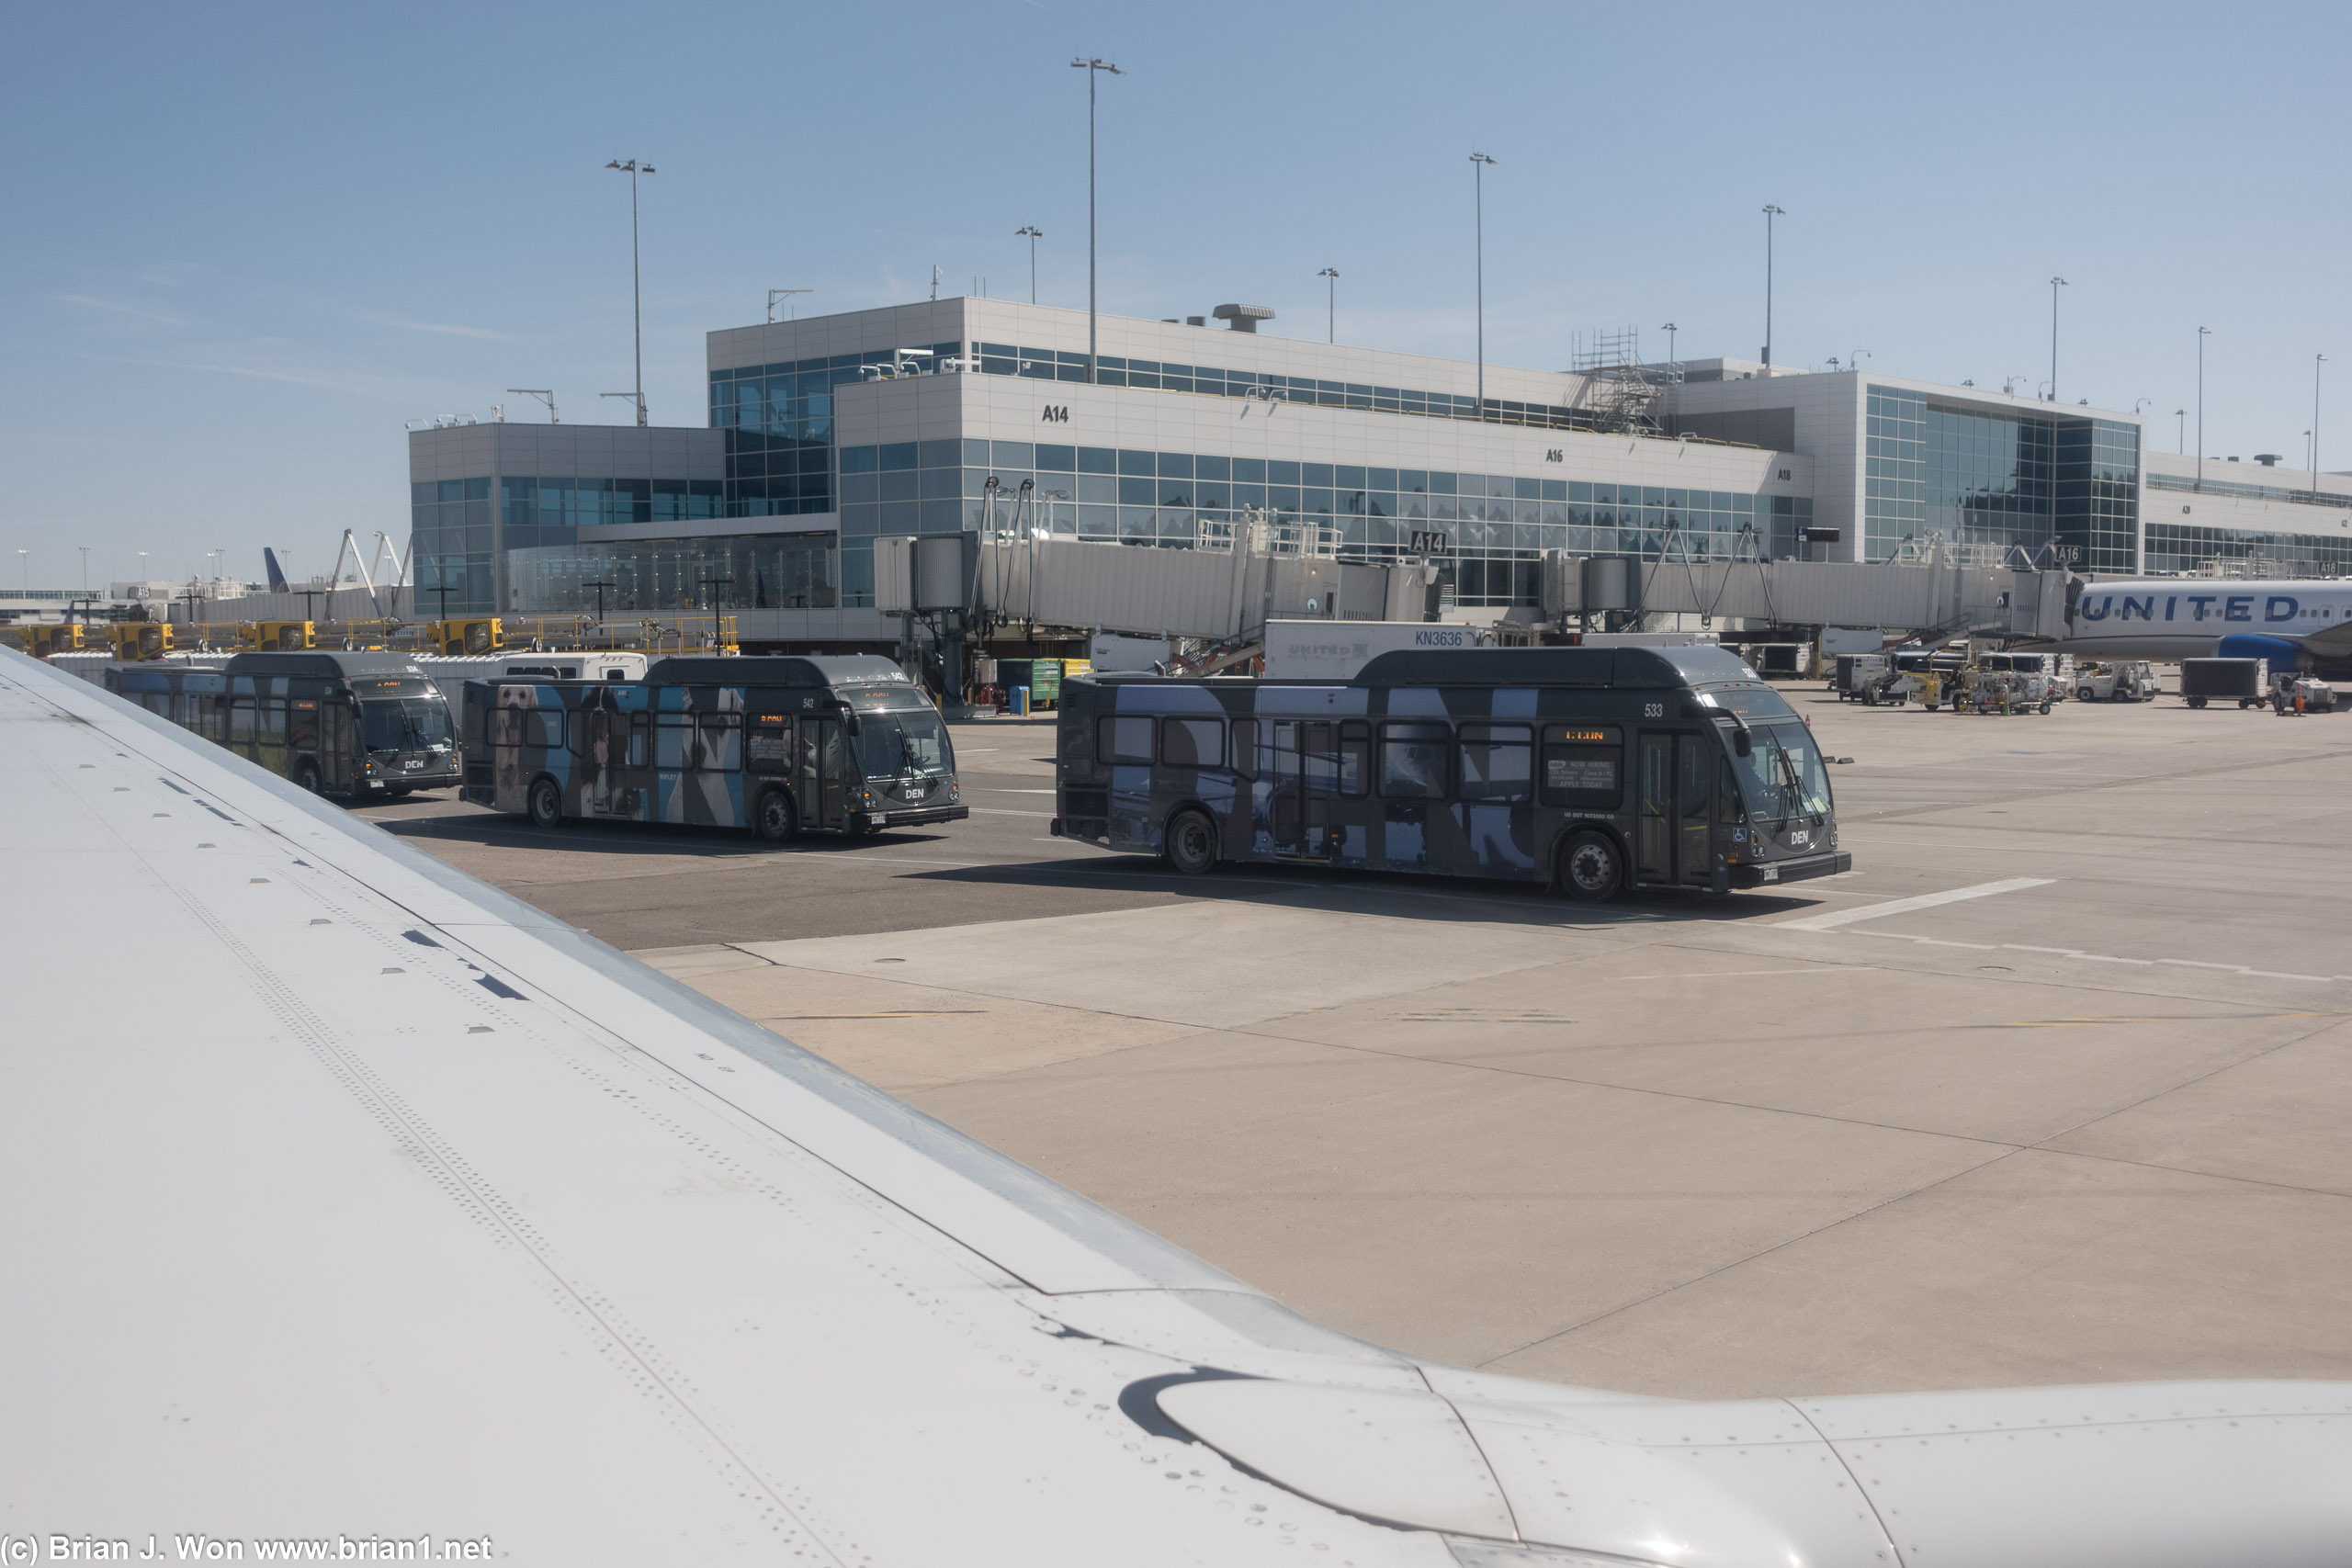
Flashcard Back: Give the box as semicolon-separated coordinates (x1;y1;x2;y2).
1161;716;1224;769
229;697;257;745
655;711;694;769
1457;724;1532;803
697;711;741;773
1718;757;1747;823
523;708;565;750
1380;723;1450;799
1098;715;1153;765
1337;721;1370;797
1229;719;1256;779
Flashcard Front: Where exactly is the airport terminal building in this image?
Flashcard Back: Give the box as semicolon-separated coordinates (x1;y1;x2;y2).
407;299;2352;639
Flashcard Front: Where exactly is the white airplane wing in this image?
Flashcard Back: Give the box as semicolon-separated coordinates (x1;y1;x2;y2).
5;646;2346;1567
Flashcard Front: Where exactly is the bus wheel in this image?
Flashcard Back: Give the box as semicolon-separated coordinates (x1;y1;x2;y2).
1558;830;1623;903
527;776;563;829
753;788;798;844
293;760;322;795
1164;808;1218;875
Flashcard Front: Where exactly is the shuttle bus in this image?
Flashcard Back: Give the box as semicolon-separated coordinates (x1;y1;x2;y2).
463;654;967;840
1053;645;1847;900
102;650;460;799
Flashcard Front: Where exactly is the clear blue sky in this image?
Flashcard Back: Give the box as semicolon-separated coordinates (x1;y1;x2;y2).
5;0;2346;588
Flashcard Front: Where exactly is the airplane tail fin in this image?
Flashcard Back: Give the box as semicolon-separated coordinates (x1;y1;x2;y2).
264;547;288;593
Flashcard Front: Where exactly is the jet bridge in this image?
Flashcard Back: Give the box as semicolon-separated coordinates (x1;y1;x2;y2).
1547;552;2071;642
878;527;1434;644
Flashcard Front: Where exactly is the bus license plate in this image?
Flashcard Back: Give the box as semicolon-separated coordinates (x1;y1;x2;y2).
1760;866;1780;883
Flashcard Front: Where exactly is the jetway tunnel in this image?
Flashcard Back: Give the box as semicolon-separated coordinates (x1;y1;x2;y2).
877;533;2073;650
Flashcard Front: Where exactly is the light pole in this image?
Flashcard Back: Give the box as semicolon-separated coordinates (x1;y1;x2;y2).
1015;227;1043;305
1661;322;1678;364
17;550;26;598
2049;277;2068;400
79;546;88;592
1470;152;1498;415
1760;205;1785;367
2175;409;2186;454
605;159;656;426
1069;58;1122;383
2314;354;2327;497
1317;267;1339;344
2196;326;2210;491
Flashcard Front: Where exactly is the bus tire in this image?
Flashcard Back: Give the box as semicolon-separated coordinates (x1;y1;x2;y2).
1164;808;1218;875
2188;696;2207;709
527;775;564;829
1557;830;1623;903
753;788;798;843
293;760;322;795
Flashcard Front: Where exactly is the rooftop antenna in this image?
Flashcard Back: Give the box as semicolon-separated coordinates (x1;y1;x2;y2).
931;265;942;302
767;289;812;322
506;389;558;423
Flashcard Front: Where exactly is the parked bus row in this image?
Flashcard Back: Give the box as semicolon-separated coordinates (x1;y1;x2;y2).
76;641;1849;902
101;652;461;797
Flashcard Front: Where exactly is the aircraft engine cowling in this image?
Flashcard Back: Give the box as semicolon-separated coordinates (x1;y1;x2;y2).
2216;633;2303;671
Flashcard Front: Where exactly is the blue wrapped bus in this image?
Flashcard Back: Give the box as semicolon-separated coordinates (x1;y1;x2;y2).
463;654;967;840
1053;645;1846;900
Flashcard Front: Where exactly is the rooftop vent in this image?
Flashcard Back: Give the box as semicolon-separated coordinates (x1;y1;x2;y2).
1186;315;1206;327
2254;453;2282;467
1214;303;1274;333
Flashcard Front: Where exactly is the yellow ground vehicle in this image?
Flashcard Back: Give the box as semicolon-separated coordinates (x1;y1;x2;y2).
107;622;177;660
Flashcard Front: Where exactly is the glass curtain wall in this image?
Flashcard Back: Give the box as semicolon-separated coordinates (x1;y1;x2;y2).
503;534;836;615
412;478;493;614
2054;420;2140;573
972;343;1594;431
1867;385;2078;561
709;343;964;520
836;440;1806;610
2143;523;2352;578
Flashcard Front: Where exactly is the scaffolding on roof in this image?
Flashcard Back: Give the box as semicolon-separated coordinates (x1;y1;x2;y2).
1570;327;1680;435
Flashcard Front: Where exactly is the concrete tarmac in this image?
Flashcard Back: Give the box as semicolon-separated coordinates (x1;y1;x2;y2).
356;688;2352;1399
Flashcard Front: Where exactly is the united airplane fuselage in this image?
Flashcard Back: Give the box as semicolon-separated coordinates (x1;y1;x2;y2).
2045;577;2352;668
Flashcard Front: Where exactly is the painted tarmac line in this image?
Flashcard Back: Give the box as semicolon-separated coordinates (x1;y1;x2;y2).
1836;930;2349;986
1609;966;1873;981
1772;876;2054;932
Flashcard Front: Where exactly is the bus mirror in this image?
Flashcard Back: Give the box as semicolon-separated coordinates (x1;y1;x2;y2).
1732;729;1753;758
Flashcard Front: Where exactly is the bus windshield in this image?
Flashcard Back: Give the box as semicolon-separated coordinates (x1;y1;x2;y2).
1732;720;1832;823
359;697;455;753
858;708;953;779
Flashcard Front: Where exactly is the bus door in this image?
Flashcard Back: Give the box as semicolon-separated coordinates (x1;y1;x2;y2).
1634;730;1715;886
578;696;634;818
318;699;355;794
797;712;853;831
1270;719;1340;858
